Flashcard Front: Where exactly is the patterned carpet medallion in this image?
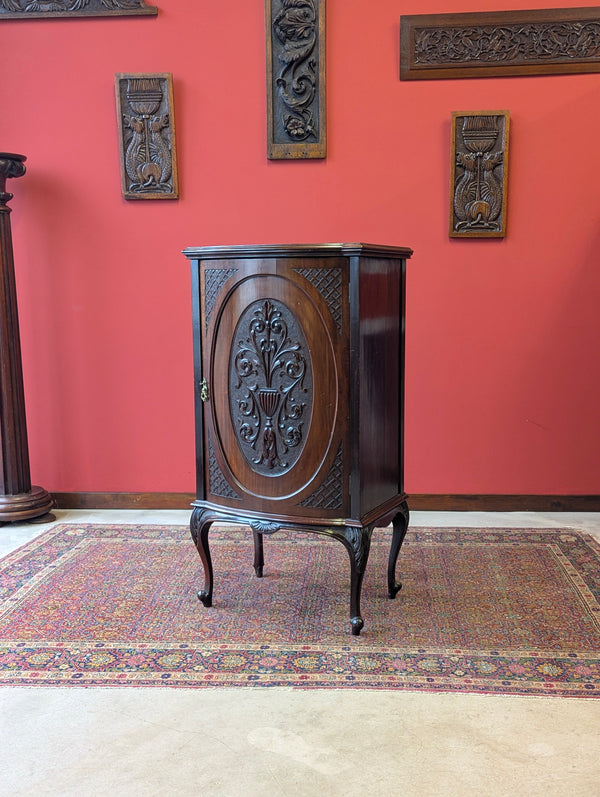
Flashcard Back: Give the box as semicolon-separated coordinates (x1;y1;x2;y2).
1;524;599;696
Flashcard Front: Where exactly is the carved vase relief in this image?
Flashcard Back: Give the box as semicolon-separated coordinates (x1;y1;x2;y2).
266;0;326;159
0;0;156;17
229;299;312;475
115;73;178;200
450;111;509;238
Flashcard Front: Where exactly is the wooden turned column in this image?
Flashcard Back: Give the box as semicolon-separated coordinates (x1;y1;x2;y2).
0;153;53;523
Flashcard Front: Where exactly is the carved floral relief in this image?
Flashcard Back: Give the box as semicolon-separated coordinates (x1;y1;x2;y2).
414;21;600;67
115;73;178;200
401;8;600;80
0;0;156;17
229;299;312;475
266;0;326;159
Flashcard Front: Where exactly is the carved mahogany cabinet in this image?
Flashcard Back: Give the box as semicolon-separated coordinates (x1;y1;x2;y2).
184;242;412;634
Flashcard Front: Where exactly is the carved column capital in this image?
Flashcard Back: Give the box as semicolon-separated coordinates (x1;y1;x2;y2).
0;153;26;209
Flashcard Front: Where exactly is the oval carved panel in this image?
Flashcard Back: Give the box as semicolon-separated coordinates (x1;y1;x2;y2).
229;298;313;476
209;274;338;503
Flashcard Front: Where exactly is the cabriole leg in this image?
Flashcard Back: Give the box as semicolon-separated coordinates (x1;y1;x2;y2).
190;507;214;607
343;525;373;636
253;529;264;577
388;501;409;598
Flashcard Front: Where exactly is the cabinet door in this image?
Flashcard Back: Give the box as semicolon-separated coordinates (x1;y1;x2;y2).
201;259;348;520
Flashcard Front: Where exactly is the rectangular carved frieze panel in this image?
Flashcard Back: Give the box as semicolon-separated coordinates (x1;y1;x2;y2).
449;111;510;239
401;8;600;79
115;73;178;200
0;0;156;18
266;0;326;159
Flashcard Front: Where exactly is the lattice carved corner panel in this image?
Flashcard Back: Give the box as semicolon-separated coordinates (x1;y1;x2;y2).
115;73;178;200
266;0;326;159
204;268;238;329
208;439;241;500
401;7;600;80
294;267;342;332
0;0;157;18
299;445;343;509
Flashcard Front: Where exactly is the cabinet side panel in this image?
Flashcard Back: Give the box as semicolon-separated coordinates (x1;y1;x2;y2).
359;258;404;515
190;259;206;498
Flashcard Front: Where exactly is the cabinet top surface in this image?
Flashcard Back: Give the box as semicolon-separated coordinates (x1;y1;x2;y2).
183;242;413;260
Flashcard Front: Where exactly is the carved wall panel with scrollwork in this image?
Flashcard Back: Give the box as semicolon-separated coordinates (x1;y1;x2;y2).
266;0;326;159
449;111;510;239
115;73;178;200
401;7;600;80
0;0;156;18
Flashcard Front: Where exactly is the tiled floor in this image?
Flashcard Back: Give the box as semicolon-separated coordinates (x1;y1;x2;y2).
1;510;599;796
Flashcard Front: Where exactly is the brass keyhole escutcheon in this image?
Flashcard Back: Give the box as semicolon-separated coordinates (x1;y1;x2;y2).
200;378;209;402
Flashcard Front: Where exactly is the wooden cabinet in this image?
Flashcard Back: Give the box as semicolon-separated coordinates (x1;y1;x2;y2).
184;242;412;634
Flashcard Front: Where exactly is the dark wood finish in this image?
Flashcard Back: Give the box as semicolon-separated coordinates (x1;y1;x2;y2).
0;153;54;524
51;492;600;512
266;0;326;159
400;8;600;80
0;0;157;18
449;110;510;239
184;242;412;634
115;73;178;200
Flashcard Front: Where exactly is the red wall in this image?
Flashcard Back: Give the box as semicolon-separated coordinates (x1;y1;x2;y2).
2;0;599;495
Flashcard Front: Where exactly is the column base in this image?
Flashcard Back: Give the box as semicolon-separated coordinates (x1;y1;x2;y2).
0;486;55;523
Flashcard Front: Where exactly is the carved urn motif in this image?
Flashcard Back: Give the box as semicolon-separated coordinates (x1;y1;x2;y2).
230;299;311;475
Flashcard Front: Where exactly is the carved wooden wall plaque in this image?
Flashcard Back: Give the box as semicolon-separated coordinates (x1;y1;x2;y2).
0;0;157;18
266;0;326;159
449;111;510;239
115;73;178;200
401;7;600;80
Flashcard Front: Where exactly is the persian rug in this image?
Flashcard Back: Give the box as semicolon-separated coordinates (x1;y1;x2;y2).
1;524;599;697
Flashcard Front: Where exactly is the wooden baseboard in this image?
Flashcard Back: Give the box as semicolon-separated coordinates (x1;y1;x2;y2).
51;492;600;512
409;494;600;512
53;492;196;510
